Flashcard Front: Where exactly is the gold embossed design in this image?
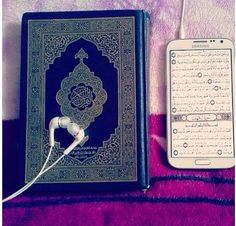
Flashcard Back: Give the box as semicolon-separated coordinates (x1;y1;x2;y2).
26;17;137;183
43;33;120;70
82;128;121;166
56;48;107;129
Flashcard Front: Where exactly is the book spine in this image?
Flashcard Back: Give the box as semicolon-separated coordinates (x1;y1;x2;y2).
142;11;151;189
137;10;150;190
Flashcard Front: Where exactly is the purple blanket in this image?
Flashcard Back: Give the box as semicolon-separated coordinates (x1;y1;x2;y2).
3;0;235;225
3;116;234;225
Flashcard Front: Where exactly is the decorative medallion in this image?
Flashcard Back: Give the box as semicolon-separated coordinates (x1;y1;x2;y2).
56;48;107;129
26;17;137;183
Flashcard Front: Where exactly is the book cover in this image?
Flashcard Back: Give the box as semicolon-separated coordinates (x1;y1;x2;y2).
20;10;150;192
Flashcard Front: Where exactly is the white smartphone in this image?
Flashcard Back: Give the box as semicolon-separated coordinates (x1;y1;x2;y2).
166;39;234;168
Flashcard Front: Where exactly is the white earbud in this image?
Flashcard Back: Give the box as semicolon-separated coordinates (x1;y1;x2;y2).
49;116;72;146
63;123;86;155
67;122;81;136
2;116;87;203
49;116;87;154
58;116;71;128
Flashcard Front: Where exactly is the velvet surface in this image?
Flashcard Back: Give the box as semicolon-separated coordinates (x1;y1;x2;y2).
3;116;234;226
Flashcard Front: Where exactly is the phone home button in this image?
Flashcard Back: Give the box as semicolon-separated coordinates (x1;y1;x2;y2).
195;159;211;165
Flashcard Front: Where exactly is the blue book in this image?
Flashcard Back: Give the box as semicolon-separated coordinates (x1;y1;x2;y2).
20;10;150;192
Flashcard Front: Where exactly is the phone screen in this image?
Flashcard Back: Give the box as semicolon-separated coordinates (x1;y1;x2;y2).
169;49;234;158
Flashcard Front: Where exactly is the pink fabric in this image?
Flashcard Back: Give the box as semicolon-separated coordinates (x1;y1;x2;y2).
3;203;234;226
3;115;235;226
3;0;235;225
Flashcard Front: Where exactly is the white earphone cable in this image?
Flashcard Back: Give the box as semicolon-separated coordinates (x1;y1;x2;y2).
3;146;56;203
179;0;186;39
3;116;86;203
36;153;66;176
